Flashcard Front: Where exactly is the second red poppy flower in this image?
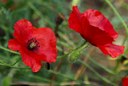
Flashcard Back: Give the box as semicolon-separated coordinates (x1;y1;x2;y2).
68;6;124;58
8;19;57;72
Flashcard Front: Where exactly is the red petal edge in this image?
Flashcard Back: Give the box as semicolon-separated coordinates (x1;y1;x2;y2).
20;49;41;72
13;19;33;38
68;6;82;33
98;44;124;58
14;19;32;31
8;39;20;51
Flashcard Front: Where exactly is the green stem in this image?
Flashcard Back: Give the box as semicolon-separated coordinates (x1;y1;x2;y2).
0;46;19;55
47;69;93;85
0;63;29;69
29;75;53;83
11;58;21;66
47;70;76;80
71;0;80;8
78;60;116;86
77;41;88;51
57;42;88;59
28;2;42;17
89;58;115;75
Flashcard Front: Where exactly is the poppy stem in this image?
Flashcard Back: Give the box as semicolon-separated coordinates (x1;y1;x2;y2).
71;0;80;9
11;58;21;66
77;41;88;51
78;60;116;86
0;46;19;55
89;57;115;75
57;41;88;59
47;63;50;70
0;62;29;69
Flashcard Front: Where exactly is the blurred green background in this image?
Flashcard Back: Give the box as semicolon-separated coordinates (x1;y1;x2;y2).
0;0;128;86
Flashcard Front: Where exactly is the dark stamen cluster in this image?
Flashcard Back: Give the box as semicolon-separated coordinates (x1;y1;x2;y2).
27;38;40;51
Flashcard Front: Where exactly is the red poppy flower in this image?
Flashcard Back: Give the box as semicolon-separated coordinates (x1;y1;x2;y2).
8;19;57;72
68;6;124;58
122;76;128;86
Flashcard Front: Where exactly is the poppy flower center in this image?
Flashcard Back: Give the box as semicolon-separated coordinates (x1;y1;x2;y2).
27;38;39;51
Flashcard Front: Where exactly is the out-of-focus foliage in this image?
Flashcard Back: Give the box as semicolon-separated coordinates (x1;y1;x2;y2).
0;0;128;86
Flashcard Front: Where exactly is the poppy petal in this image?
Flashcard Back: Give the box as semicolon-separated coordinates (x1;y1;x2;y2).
82;27;114;46
98;44;124;58
32;28;57;63
68;6;82;33
14;19;32;33
8;39;20;51
84;9;118;39
13;19;34;43
122;77;128;86
20;49;41;72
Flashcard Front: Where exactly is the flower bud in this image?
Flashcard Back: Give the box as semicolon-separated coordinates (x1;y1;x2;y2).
68;50;81;62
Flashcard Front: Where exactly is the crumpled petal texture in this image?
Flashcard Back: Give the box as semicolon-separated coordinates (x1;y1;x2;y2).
68;6;124;58
8;19;57;72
